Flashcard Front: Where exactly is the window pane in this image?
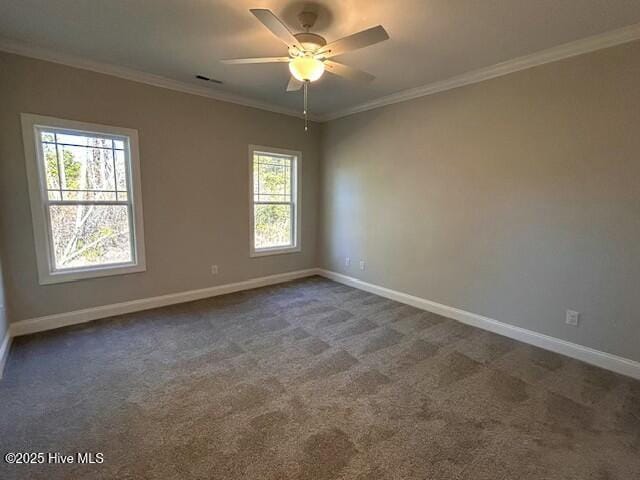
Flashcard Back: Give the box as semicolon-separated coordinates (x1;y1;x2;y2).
61;190;117;201
256;154;288;167
49;204;132;270
43;143;60;190
41;131;55;142
253;155;291;203
56;133;113;148
254;204;292;249
57;144;116;192
115;150;127;191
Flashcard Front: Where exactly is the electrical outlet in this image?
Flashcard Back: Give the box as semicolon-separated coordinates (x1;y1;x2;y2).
345;256;350;267
359;260;365;271
565;310;579;327
211;265;219;275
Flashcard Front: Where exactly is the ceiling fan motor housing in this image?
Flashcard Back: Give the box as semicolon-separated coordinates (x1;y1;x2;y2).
293;32;327;53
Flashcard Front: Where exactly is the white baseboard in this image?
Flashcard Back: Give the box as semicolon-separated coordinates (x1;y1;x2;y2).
7;267;639;381
317;269;640;381
0;331;11;379
9;268;319;338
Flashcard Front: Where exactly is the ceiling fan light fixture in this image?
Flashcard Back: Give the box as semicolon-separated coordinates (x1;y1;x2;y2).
289;56;325;82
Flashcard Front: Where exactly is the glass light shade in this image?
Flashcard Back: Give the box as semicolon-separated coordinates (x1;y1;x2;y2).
289;56;325;82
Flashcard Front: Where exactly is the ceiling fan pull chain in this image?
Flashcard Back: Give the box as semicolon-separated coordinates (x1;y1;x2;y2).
304;81;309;131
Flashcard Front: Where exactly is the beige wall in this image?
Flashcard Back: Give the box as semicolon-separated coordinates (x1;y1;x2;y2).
0;52;320;321
0;250;8;342
2;41;639;363
320;41;640;362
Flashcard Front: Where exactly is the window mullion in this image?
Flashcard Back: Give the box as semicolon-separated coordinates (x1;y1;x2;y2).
127;202;136;263
48;200;129;206
290;202;295;246
112;138;118;202
290;160;294;245
256;157;260;202
53;132;64;199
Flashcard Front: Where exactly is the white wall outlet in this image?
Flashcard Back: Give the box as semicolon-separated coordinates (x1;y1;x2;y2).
566;310;580;327
359;260;366;271
211;264;219;275
345;256;350;267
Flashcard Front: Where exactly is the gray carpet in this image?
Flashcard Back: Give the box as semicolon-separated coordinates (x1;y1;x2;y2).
0;276;638;479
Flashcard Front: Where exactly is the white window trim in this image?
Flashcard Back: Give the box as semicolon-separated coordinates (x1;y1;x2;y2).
249;145;302;257
21;113;147;285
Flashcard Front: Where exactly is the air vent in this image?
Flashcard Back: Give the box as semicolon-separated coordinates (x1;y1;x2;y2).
196;75;223;84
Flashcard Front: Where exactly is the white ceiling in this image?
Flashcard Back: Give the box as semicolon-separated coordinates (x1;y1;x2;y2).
2;0;640;118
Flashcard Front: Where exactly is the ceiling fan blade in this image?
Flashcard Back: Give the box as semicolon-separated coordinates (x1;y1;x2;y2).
318;25;389;58
250;9;303;49
221;57;290;64
286;77;303;92
324;60;375;82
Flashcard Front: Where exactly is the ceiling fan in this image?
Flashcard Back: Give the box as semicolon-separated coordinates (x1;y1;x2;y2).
221;9;389;130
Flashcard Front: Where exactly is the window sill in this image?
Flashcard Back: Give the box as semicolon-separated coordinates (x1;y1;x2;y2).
250;246;301;258
38;263;146;285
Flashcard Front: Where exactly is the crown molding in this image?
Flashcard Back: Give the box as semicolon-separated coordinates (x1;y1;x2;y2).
0;37;319;121
318;22;640;122
3;22;640;124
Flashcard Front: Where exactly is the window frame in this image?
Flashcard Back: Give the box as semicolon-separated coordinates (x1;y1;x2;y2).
248;145;302;257
21;113;146;285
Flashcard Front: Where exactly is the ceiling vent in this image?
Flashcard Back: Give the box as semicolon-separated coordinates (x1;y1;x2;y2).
195;75;223;84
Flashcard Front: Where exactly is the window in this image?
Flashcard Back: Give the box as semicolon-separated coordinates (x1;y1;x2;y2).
21;114;146;284
249;145;301;256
